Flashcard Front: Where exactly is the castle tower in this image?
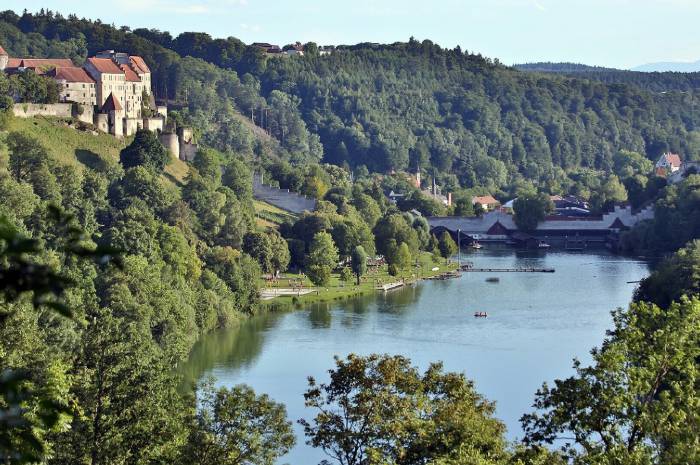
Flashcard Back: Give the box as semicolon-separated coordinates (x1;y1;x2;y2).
0;45;8;71
102;92;124;137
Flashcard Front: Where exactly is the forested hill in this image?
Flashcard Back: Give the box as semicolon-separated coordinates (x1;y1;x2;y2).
514;62;620;73
517;63;700;94
4;10;700;194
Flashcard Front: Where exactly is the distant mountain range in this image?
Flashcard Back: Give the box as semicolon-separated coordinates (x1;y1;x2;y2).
514;62;620;73
631;60;700;73
516;60;700;74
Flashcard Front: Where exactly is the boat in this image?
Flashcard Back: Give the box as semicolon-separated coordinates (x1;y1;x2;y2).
485;277;500;283
470;241;482;249
473;312;488;318
537;241;551;249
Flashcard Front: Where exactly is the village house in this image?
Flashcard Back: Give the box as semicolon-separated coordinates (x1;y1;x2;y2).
655;152;682;175
472;195;500;211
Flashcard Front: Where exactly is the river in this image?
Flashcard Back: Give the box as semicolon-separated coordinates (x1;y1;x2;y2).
179;249;649;464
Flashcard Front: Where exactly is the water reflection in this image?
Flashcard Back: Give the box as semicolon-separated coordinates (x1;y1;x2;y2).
179;250;650;465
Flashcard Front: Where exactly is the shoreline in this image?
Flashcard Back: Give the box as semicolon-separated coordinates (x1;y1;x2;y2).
260;253;460;310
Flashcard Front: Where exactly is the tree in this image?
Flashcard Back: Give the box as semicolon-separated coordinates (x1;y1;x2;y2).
393;242;412;274
339;267;353;285
183;381;295;465
5;132;50;182
305;232;339;286
513;192;553;232
634;240;700;308
300;354;508;465
521;297;700;465
350;246;368;285
268;231;290;276
243;231;273;274
373;214;419;258
120;129;170;171
438;231;457;261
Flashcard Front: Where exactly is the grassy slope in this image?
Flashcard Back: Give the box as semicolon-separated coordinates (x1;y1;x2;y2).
253;199;297;228
2;116;190;184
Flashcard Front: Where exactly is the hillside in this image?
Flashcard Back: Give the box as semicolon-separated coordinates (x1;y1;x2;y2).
632;59;700;73
0;116;190;184
4;10;700;196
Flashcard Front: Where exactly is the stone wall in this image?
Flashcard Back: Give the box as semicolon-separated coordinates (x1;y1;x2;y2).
253;177;317;214
76;105;94;124
143;117;163;132
124;118;139;136
160;132;179;160
179;141;198;161
13;103;72;118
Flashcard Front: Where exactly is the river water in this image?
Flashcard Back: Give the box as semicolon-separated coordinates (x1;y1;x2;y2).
179;249;649;464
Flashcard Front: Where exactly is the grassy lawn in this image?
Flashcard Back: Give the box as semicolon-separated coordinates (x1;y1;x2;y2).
261;252;458;307
2;116;190;184
254;199;297;228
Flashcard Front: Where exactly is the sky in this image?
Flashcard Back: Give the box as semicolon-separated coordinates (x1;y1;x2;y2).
5;0;700;69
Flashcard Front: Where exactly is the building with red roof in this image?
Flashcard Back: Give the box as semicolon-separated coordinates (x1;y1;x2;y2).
655;152;682;175
47;67;96;107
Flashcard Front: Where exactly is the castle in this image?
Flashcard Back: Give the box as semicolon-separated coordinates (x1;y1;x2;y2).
0;45;196;160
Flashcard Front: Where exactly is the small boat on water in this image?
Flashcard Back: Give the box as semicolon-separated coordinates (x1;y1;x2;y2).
485;277;500;283
470;241;482;249
474;312;488;318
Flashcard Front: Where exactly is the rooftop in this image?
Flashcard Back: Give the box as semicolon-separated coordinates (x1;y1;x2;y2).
102;92;123;112
87;57;123;74
49;66;95;83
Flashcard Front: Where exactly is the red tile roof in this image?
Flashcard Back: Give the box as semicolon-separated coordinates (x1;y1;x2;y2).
50;67;95;83
0;45;7;56
120;64;141;82
473;195;500;206
87;57;123;74
129;56;150;74
663;153;682;168
6;58;74;72
102;92;123;112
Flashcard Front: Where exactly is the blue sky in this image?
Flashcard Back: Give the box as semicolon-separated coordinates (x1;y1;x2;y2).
6;0;700;68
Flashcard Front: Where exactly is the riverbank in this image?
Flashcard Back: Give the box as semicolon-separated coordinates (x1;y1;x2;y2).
260;252;459;308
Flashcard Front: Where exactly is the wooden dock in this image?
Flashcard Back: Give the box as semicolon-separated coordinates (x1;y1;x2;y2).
376;281;406;291
460;266;554;273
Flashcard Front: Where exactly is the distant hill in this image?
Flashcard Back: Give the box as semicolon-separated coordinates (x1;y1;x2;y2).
514;62;620;73
632;60;700;73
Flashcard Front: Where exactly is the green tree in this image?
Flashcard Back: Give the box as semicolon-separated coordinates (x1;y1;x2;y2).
513;192;553;232
120;129;170;171
183;381;295;465
300;354;508;465
305;231;339;286
339;266;353;284
438;231;457;261
243;231;273;274
634;240;700;308
350;245;368;285
522;297;700;465
393;242;412;273
268;231;291;276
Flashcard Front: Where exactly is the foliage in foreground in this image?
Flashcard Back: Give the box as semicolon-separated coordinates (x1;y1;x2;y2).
300;354;509;465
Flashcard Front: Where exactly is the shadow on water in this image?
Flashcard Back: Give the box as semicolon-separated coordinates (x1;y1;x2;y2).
178;311;285;390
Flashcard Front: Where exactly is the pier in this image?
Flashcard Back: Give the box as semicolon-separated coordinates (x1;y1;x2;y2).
460;265;555;273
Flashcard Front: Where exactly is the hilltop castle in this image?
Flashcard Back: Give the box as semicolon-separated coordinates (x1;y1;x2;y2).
0;45;196;159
